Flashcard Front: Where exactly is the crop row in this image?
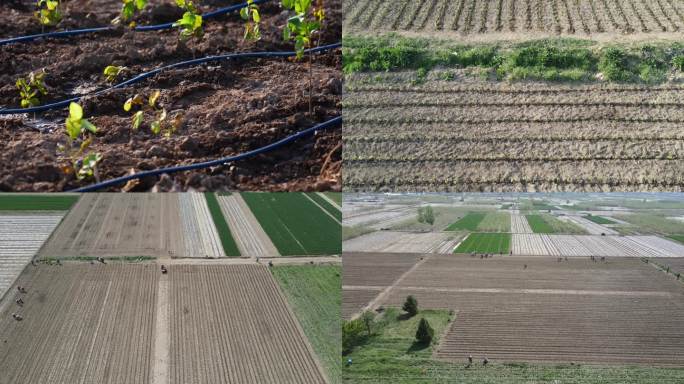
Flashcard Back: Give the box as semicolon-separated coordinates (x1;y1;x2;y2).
344;0;684;35
454;233;511;254
217;194;280;257
511;234;684;257
180;193;226;258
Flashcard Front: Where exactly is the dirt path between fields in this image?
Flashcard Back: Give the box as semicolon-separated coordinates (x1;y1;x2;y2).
152;273;169;384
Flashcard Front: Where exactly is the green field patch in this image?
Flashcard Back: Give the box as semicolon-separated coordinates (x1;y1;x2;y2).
668;235;684;245
615;213;684;235
308;193;342;222
445;213;485;231
526;214;555;233
477;211;511;232
584;215;615;225
0;195;79;211
325;192;342;206
272;265;341;384
454;233;511;254
204;193;241;256
242;192;341;255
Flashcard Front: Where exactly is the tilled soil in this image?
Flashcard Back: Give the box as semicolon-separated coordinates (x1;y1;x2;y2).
0;0;341;191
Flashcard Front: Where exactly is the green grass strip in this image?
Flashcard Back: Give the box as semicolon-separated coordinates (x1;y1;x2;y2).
308;193;342;222
584;215;615;224
0;195;79;211
204;193;241;256
455;233;511;254
272;265;341;384
242;192;341;255
325;192;342;206
445;212;485;231
668;235;684;245
526;214;555;233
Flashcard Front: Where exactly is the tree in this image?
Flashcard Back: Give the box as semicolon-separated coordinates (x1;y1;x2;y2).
402;295;418;317
417;207;425;223
424;206;435;226
342;318;365;354
360;311;375;337
415;317;434;345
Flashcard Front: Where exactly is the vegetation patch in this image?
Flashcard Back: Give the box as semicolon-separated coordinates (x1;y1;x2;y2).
526;214;555;233
272;265;341;384
584;215;615;225
324;192;342;206
445;212;485;231
342;225;374;241
615;214;684;235
527;214;586;234
204;193;241;256
476;211;511;232
242;192;341;255
668;235;684;245
308;193;342;221
454;233;511;254
0;194;79;211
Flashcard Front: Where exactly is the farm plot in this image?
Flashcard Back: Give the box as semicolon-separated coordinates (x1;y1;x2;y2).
585;215;616;224
454;233;511;254
343;0;684;40
343;206;417;229
475;211;510;232
217;194;279;257
558;215;619;235
242;193;341;255
169;264;327;384
625;235;684;257
510;211;533;233
0;214;63;299
652;257;684;275
0;1;341;192
343;80;684;192
445;212;485;231
511;234;684;257
0;264;158;384
38;193;185;258
178;193;225;258
381;255;684;365
343;231;463;254
0;194;79;211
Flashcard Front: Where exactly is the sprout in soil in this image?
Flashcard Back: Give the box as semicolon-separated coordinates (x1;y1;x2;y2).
240;0;261;41
103;65;126;83
173;0;203;57
16;70;48;109
124;90;183;137
113;0;148;27
59;102;102;181
35;0;62;31
282;0;326;115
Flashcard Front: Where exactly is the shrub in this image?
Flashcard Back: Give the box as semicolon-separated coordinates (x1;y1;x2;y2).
402;295;418;317
342;318;366;354
598;47;632;82
415;317;434;345
672;55;684;71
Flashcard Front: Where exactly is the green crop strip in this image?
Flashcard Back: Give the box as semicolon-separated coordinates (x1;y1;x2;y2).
324;192;342;206
526;214;555;233
0;195;79;211
668;235;684;245
584;215;615;225
204;193;241;256
445;212;485;231
242;192;341;255
308;193;342;222
454;233;511;254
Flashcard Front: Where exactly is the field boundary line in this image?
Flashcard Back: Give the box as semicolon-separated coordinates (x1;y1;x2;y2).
316;192;341;211
151;273;169;384
351;254;432;320
395;286;673;297
303;194;342;225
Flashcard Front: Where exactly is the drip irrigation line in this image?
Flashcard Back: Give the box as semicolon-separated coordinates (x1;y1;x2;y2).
0;0;271;46
0;42;341;115
70;116;342;192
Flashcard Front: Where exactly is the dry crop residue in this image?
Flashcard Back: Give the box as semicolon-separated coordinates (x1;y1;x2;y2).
378;254;684;365
0;0;341;192
169;264;327;384
512;233;684;257
344;0;684;42
344;78;684;191
0;263;158;384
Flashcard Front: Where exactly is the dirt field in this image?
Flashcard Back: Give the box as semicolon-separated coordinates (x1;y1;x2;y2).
343;231;462;254
343;205;417;229
343;0;684;42
217;193;279;257
512;233;684;256
169;264;327;384
38;193;184;258
0;263;158;384
178;193;224;258
653;257;684;275
379;254;684;365
343;77;684;192
0;0;341;192
0;213;63;298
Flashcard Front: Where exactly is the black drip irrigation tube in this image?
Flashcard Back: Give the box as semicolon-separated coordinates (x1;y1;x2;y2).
0;42;342;115
70;116;342;192
0;0;272;46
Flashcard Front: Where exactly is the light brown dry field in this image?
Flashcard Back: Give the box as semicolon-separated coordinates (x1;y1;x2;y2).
343;76;684;191
653;257;684;275
374;254;684;365
38;193;184;258
342;252;423;319
169;264;327;384
343;0;684;42
0;263;158;384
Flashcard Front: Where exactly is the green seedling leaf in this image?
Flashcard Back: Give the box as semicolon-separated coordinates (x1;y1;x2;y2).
132;111;144;130
69;102;83;120
76;152;103;180
16;70;48;108
149;90;161;108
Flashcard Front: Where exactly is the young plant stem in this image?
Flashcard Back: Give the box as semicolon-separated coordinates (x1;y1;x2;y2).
309;49;313;116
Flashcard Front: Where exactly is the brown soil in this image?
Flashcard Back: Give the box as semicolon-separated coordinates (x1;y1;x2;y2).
0;0;341;192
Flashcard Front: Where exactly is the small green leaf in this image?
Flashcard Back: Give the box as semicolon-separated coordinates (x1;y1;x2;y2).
149;90;161;108
65;118;81;140
132;111;144;130
81;119;97;134
69;102;83;121
150;120;161;135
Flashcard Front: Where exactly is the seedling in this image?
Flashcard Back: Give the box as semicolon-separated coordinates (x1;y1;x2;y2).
16;71;48;108
173;0;203;45
113;0;148;27
240;0;261;41
124;91;182;137
35;0;61;28
103;65;126;83
60;103;102;181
